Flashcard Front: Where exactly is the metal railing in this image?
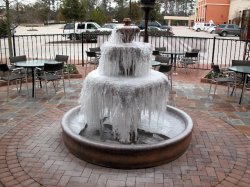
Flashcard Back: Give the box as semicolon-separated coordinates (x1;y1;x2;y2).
0;33;248;70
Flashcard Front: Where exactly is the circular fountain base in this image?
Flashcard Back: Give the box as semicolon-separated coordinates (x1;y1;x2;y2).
61;105;193;169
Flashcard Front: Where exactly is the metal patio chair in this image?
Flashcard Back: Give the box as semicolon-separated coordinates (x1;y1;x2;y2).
179;51;199;74
0;63;26;99
208;64;237;98
55;55;70;84
86;51;100;67
37;62;65;96
155;55;173;90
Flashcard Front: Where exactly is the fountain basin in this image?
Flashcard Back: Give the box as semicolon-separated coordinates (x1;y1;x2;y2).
61;105;193;169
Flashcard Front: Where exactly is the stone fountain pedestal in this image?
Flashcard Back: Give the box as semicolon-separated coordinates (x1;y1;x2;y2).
62;105;193;169
61;21;193;169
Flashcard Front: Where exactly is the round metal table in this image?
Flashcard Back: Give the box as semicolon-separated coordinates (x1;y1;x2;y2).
15;60;59;97
228;66;250;104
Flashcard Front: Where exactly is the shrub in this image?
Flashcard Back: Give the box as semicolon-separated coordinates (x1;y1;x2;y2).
0;20;7;36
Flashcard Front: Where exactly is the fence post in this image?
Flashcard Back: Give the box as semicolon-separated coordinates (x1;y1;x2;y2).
12;34;16;56
81;32;84;66
211;36;216;64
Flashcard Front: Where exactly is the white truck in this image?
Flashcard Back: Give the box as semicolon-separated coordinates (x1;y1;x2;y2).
63;22;101;41
193;22;215;32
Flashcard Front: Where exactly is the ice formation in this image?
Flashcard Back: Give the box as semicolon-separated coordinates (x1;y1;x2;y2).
79;25;169;143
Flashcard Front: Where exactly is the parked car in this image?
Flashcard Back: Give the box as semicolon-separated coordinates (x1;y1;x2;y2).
137;20;162;30
193;22;215;32
98;23;116;32
207;26;216;34
146;26;162;32
139;26;174;36
215;24;241;37
63;22;101;40
161;25;172;32
97;23;124;32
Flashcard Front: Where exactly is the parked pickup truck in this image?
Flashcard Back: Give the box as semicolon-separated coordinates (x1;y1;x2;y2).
63;22;101;41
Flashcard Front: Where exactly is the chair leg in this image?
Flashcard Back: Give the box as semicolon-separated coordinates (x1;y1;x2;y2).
15;80;19;92
45;80;49;96
227;83;230;96
169;72;172;90
67;73;70;84
208;81;213;96
52;81;57;93
66;66;70;84
62;77;66;94
7;81;10;100
241;75;248;103
185;64;188;74
234;81;237;97
213;82;218;96
19;79;23;93
25;74;29;93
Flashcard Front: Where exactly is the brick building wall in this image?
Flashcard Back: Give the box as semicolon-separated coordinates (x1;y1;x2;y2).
229;0;250;24
195;0;230;25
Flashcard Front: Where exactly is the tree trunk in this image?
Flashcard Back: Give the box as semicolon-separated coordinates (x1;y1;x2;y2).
5;0;13;57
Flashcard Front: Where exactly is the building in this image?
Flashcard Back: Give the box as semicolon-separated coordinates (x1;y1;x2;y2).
228;0;250;25
195;0;250;25
195;0;230;25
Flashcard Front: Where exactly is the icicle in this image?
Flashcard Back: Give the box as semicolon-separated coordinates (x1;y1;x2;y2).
78;25;169;144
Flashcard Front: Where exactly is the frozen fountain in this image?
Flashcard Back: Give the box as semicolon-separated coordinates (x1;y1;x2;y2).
61;20;193;169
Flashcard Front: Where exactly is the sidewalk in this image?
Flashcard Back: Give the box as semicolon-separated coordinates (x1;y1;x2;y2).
0;68;249;187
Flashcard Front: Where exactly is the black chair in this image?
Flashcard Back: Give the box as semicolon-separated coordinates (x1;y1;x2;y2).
9;55;28;78
0;63;26;99
55;55;70;84
155;47;166;52
208;65;236;98
89;47;101;58
191;49;200;53
37;62;65;96
155;55;173;90
89;47;101;52
179;52;199;74
152;50;160;56
86;51;100;68
9;55;27;65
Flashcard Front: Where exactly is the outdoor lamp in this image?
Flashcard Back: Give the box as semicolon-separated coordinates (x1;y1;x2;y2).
140;0;156;43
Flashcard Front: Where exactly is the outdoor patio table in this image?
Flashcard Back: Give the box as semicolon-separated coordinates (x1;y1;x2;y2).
151;60;161;69
160;52;185;73
228;66;250;104
14;59;60;98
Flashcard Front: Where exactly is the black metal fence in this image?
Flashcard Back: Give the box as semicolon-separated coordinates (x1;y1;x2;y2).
0;33;248;70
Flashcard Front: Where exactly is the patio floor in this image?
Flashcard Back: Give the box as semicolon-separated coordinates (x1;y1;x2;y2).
0;68;250;187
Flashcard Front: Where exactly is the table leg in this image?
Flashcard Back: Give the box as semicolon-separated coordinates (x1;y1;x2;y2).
170;54;174;66
31;68;35;98
173;54;178;75
239;74;247;104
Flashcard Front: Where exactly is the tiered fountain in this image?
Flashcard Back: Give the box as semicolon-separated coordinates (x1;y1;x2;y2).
61;19;193;169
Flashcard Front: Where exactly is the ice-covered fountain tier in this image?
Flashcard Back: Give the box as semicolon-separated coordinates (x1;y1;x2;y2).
62;25;193;169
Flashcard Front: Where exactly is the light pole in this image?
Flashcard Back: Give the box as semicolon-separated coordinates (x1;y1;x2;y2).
204;5;207;22
126;0;132;18
140;0;155;43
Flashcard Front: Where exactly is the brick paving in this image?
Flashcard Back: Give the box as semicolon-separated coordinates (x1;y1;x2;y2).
0;68;250;187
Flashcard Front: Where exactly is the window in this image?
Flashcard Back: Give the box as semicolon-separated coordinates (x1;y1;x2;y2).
77;24;85;29
218;24;226;28
227;24;234;29
87;24;97;29
64;23;74;30
234;25;240;29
